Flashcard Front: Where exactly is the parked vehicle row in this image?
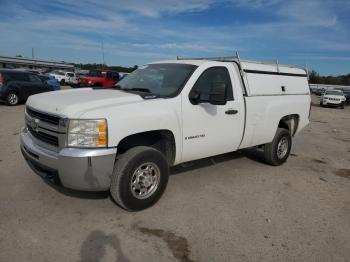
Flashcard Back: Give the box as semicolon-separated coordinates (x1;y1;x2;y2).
0;69;57;106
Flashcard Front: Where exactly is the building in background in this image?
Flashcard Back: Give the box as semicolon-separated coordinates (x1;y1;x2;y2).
0;55;74;72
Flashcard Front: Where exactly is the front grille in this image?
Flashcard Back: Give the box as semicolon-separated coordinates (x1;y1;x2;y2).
28;126;59;147
26;107;61;126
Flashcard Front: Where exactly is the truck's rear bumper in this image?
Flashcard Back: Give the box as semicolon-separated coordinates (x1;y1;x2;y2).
20;127;117;191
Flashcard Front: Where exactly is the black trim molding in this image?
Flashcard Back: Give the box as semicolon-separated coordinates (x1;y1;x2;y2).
244;69;307;77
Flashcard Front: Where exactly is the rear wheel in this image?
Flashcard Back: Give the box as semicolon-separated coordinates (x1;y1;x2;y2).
60;79;65;85
6;92;19;106
264;128;292;166
110;146;169;211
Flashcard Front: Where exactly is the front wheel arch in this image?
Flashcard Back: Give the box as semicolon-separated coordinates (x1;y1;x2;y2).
116;130;176;166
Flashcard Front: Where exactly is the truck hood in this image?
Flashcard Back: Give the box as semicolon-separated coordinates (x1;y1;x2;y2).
26;88;143;118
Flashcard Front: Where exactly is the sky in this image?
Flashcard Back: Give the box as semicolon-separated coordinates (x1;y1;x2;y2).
0;0;349;75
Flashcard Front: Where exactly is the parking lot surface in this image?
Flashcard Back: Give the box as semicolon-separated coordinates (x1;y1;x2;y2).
0;96;349;262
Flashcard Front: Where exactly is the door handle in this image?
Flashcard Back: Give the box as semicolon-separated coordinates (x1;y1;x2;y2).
225;109;238;115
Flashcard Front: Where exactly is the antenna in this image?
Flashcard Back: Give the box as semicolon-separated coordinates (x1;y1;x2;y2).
276;59;280;73
235;50;240;61
32;48;34;59
304;64;309;80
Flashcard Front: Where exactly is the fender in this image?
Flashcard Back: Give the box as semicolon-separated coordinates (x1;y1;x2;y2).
79;96;183;164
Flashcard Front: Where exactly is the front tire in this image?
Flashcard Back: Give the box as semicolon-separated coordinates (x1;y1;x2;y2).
264;128;292;166
6;92;19;106
110;146;169;211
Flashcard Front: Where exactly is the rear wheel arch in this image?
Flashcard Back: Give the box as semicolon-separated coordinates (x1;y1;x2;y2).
116;130;176;166
278;114;299;136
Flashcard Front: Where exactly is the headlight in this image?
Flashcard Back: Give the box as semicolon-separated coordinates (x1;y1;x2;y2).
68;119;107;148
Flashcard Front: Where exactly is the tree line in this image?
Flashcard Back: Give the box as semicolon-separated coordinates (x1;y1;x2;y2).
309;70;350;86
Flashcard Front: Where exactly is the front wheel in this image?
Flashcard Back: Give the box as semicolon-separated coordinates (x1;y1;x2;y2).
6;92;19;106
264;128;292;166
110;146;169;211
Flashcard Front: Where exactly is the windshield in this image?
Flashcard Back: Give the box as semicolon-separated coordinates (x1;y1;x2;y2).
116;63;197;97
325;90;343;95
88;70;103;77
38;75;49;81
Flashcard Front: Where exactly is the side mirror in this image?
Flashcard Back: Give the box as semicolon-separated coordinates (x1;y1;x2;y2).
209;83;228;105
189;90;201;105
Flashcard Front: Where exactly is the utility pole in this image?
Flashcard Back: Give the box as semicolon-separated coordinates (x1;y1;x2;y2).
101;40;106;66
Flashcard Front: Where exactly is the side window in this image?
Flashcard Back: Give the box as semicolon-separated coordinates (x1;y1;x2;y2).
67;73;74;77
112;72;120;80
191;67;233;102
28;74;42;83
10;73;30;82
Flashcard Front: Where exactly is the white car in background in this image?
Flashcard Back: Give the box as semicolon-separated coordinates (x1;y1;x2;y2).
50;71;78;86
320;90;346;109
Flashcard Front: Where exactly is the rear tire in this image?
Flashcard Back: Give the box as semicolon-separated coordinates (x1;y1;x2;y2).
264;128;292;166
6;92;19;106
60;79;65;85
110;146;169;211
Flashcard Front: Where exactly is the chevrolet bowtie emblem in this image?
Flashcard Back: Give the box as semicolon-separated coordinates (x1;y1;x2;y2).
29;118;40;132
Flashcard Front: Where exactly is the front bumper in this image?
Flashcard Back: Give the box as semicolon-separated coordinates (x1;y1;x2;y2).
322;100;344;106
20;127;117;191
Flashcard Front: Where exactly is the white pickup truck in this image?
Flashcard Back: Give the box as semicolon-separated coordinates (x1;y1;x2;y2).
20;56;311;211
49;71;78;86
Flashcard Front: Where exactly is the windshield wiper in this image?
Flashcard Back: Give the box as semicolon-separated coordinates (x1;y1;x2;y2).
123;87;152;93
112;84;122;90
112;86;157;98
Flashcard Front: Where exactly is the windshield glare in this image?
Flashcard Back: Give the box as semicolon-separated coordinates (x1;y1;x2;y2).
117;63;197;97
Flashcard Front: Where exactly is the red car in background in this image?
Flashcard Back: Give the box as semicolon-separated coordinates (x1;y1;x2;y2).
79;70;120;87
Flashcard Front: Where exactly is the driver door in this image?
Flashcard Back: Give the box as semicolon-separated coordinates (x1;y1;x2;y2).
181;66;245;162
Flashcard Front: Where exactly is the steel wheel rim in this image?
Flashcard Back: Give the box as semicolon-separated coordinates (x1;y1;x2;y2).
130;162;160;199
277;137;289;159
8;94;18;105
